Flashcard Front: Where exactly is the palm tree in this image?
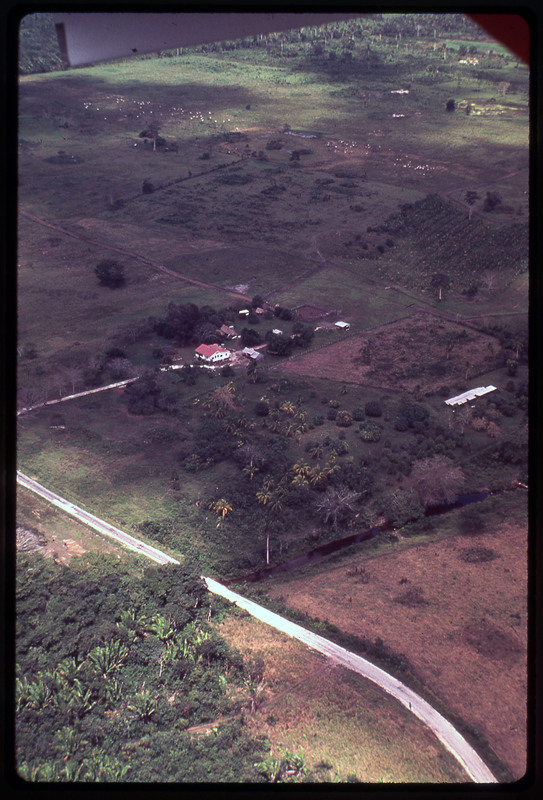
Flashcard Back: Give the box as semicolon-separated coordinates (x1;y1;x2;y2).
242;463;259;481
280;400;296;416
309;443;324;460
209;498;233;519
256;481;274;506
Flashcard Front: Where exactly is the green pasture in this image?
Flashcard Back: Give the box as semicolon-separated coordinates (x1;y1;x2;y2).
271;268;415;329
164;245;317;296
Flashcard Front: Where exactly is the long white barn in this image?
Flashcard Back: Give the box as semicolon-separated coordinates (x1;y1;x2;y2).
445;386;497;406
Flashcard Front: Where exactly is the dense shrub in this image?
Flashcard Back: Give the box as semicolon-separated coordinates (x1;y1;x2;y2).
94;259;125;289
365;400;382;417
359;421;382;442
335;411;352;428
254;401;269;417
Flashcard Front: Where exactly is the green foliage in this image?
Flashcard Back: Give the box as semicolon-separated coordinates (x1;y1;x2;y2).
365;400;382;417
380;488;423;527
19;13;64;75
359;420;382;442
16;555;268;781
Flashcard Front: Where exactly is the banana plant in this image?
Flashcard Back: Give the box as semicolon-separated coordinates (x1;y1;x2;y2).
146;613;177;646
54;725;84;757
88;639;129;678
104;677;123;707
128;683;157;723
15;675;30;712
27;678;53;710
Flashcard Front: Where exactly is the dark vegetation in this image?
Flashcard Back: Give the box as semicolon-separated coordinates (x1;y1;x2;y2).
15;554;272;781
18;13;64;74
374;194;528;290
94;260;125;289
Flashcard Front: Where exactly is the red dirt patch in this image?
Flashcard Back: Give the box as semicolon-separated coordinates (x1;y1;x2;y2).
296;304;329;322
281;313;501;392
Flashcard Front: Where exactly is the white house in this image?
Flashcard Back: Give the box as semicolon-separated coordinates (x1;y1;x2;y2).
238;309;250;317
335;321;350;331
194;344;231;364
445;386;497;407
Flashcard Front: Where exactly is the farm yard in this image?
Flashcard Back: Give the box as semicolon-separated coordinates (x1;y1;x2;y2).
16;12;529;784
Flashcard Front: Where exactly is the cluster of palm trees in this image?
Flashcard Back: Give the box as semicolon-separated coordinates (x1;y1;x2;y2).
264;400;310;439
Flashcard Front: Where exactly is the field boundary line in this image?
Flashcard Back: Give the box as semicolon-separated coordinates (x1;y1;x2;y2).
19;210;251;301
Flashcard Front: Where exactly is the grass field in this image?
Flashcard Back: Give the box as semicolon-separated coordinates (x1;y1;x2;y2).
216;614;467;782
264;489;527;780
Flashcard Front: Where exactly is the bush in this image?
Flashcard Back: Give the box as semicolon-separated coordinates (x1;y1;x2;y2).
394;416;408;432
327;408;338;421
254;401;269;417
352;407;365;421
359;421;382;442
94;259;125;289
459;547;498;563
313;414;324;426
336;410;352;427
365;400;382;417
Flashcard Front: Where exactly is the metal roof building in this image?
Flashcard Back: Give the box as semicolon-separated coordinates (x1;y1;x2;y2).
445;386;497;406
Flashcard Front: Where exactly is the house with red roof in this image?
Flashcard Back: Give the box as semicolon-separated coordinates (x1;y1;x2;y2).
194;344;231;364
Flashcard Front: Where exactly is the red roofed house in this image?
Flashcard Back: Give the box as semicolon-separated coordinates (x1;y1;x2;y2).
194;344;231;364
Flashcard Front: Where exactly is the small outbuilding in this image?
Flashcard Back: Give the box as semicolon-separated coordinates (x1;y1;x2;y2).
242;347;263;361
218;324;239;340
445;386;497;407
335;320;350;331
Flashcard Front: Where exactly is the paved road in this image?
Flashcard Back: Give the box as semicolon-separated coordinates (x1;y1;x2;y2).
16;472;180;566
203;577;498;784
17;472;498;783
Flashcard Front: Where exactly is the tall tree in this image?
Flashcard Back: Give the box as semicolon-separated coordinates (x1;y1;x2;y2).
410;455;464;507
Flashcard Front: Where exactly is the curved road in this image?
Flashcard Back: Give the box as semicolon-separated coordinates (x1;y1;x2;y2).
203;577;497;784
16;471;497;783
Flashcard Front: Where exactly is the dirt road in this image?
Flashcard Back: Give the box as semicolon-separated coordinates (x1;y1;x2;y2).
20;209;251;302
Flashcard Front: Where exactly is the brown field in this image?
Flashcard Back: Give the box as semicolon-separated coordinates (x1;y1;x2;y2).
281;313;502;392
216;614;467;782
264;493;528;780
